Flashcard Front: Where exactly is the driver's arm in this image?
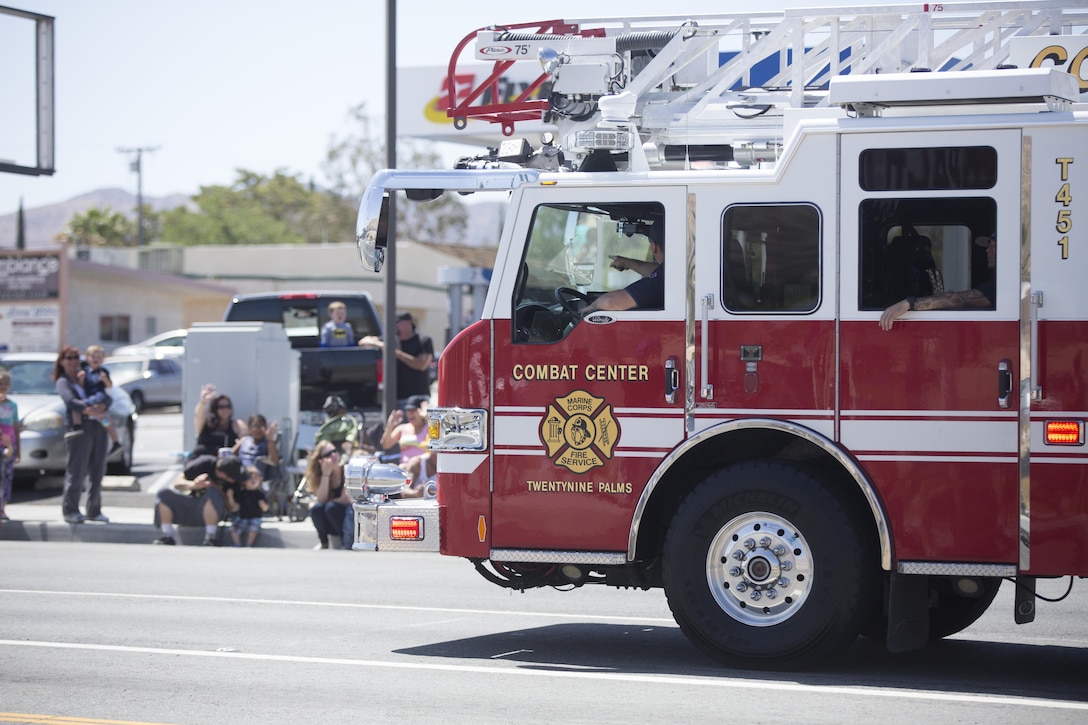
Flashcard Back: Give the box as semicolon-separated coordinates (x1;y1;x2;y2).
583;289;636;314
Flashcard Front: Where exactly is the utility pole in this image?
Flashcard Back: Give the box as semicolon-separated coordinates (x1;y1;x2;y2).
117;146;158;246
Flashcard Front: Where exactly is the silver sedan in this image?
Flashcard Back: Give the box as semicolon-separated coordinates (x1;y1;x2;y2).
104;353;183;412
0;352;137;483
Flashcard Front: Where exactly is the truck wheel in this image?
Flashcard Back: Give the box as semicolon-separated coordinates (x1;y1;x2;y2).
929;577;1002;639
662;461;877;670
861;575;1002;642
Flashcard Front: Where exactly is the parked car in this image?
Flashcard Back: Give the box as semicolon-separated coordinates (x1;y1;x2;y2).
0;352;137;482
104;353;183;412
111;328;187;358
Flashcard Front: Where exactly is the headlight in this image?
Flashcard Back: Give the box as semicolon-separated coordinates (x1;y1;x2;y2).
22;408;64;432
427;407;487;451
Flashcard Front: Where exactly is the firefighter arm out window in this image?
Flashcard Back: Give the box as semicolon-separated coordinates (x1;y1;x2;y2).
513;202;665;343
857;197;997;329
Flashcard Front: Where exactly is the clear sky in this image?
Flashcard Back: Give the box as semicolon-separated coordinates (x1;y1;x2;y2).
0;0;839;216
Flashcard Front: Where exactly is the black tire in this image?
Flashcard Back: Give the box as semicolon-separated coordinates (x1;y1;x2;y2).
129;390;145;413
929;577;1002;639
662;461;878;670
861;575;1002;642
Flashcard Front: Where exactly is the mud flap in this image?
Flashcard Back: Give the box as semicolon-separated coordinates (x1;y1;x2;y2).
1014;575;1036;624
886;572;930;653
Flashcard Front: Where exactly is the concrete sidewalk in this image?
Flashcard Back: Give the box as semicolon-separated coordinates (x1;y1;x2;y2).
0;500;323;549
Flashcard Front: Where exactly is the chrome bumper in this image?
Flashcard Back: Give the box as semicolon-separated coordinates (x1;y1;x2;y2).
352;498;440;552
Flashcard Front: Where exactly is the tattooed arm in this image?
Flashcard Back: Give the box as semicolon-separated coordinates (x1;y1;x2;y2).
879;288;991;331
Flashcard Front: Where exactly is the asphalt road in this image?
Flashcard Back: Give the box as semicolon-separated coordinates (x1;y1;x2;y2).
4;409;1088;723
0;543;1086;725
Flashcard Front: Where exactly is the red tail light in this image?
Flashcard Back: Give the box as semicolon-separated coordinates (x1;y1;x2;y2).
1045;420;1084;446
390;516;423;541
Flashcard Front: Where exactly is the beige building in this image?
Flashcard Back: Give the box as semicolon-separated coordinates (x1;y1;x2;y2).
43;240;492;354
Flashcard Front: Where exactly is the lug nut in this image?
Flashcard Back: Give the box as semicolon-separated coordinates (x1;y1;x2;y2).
743;538;756;550
759;537;771;548
729;566;742;577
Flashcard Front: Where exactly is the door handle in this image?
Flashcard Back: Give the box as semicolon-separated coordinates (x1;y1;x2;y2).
1030;291;1043;401
665;358;679;404
998;359;1012;409
701;293;714;399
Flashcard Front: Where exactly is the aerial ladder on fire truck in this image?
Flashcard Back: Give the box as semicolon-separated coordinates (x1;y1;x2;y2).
442;1;1088;172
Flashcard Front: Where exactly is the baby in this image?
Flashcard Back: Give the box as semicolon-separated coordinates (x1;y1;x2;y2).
69;346;121;453
231;465;269;547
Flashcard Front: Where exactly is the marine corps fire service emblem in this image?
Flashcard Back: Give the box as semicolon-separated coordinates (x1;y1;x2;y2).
539;390;620;473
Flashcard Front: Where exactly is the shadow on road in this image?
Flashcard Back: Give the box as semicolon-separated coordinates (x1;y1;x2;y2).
396;622;1088;702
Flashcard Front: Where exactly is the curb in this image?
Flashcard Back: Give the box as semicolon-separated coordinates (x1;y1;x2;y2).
0;504;322;549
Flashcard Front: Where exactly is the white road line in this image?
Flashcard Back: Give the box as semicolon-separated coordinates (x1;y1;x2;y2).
0;589;674;624
2;639;1087;711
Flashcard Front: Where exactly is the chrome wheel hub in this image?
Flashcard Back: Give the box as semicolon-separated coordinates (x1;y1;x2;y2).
706;511;814;626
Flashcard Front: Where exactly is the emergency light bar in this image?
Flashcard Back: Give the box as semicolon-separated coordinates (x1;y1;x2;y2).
829;68;1080;115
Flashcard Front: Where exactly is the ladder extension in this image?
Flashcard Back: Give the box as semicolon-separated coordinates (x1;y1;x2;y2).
443;1;1088;141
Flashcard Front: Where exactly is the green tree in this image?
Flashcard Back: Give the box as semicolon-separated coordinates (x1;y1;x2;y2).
324;103;468;243
61;206;136;246
160;169;352;246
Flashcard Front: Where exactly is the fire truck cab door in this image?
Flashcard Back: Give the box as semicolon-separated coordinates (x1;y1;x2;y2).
839;129;1022;565
490;185;688;552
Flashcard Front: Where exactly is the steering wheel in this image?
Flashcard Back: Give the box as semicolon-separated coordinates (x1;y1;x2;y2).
555;287;591;316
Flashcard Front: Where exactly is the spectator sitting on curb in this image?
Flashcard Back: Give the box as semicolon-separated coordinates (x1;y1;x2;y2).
153;454;248;546
380;394;434;497
232;413;279;480
231;465;269;547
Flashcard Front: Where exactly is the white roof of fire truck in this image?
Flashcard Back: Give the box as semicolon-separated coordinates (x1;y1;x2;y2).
443;1;1088;172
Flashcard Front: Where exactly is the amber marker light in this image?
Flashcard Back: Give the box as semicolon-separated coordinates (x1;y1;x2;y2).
389;517;423;541
1045;420;1084;446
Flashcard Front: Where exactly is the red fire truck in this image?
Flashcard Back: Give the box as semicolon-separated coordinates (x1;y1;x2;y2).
348;2;1088;669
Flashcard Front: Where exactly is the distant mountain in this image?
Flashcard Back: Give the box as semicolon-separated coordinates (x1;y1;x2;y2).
0;188;504;249
0;189;194;249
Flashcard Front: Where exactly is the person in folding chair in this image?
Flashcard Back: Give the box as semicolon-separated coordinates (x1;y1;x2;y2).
314;395;358;456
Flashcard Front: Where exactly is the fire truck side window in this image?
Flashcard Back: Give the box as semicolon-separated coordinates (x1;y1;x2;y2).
857;196;997;310
721;204;821;313
859;146;998;191
513;201;664;343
